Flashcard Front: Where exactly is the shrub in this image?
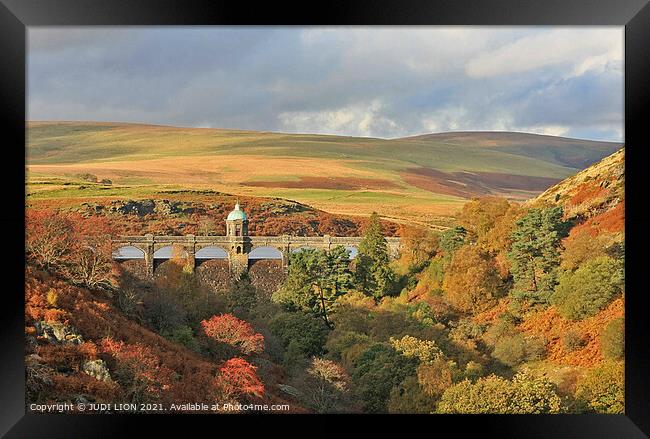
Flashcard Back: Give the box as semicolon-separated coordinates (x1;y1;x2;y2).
389;335;443;364
351;343;417;413
601;318;624;360
297;358;351;413
437;370;562;414
551;256;624;320
163;326;199;352
416;359;453;397
201;314;264;355
562;330;587;352
492;334;526;367
269;312;329;360
216;357;264;400
388;376;437;414
575;360;624;414
524;336;547;361
142;290;187;334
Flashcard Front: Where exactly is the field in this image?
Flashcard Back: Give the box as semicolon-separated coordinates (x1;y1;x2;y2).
26;121;621;227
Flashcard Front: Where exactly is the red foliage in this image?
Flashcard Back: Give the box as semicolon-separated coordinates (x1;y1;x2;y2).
216;357;264;399
201;314;265;355
100;338;175;400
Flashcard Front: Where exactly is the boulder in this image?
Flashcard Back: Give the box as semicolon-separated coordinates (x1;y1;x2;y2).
82;359;112;382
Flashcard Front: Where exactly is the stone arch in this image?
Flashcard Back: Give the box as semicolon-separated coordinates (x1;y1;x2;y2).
249;246;283;260
153;245;189;271
195;246;228;259
112;245;145;259
153;245;189;259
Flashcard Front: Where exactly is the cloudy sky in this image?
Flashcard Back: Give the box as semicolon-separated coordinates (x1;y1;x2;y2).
28;27;623;141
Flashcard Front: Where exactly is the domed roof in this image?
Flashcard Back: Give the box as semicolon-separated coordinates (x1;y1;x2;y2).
227;202;247;221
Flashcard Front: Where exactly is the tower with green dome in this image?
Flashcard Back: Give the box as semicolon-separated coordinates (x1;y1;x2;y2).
226;202;249;277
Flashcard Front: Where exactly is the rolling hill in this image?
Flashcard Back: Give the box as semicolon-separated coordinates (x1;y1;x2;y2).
26;121;622;227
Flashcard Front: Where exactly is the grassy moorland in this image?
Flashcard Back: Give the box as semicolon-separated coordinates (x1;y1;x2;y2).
26;121;621;227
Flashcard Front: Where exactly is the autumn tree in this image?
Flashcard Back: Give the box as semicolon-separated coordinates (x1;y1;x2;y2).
459;197;512;242
416;359;454;398
388;376;437;414
355;212;396;299
273;247;352;327
442;244;502;313
508;206;569;304
201;314;264;355
216;357;264;400
26;210;76;269
437;370;563;414
297;358;351;413
399;226;439;270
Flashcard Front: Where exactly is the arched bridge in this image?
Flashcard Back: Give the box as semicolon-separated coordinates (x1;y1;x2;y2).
112;234;401;278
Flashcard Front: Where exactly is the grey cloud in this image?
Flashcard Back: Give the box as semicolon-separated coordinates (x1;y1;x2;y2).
27;26;624;141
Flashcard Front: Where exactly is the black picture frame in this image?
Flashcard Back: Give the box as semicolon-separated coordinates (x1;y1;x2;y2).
2;0;648;436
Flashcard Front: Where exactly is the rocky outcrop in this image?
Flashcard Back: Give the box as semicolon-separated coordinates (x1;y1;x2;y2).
34;321;83;345
82;359;112;382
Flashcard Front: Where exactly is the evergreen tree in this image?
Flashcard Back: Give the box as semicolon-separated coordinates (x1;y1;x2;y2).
272;247;352;327
507;207;568;304
355;212;396;299
226;272;257;316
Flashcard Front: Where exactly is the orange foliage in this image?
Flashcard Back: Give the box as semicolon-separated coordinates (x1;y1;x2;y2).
518;297;624;367
216;357;264;399
568;183;609;206
201;314;265;355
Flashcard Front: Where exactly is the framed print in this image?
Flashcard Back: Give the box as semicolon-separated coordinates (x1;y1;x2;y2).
1;0;649;436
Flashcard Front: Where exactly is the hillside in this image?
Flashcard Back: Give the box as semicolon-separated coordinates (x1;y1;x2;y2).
26;122;621;228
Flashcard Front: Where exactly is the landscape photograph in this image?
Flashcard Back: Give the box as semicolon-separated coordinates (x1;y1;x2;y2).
25;26;625;414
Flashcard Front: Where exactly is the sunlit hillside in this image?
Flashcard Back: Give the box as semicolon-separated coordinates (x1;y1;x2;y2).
26;121;621;227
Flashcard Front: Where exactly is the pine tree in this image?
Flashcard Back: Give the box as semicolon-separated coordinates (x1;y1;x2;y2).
355;212;396;299
273;247;352;327
507;207;568;304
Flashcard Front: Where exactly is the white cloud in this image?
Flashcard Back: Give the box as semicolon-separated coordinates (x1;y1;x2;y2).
465;28;623;79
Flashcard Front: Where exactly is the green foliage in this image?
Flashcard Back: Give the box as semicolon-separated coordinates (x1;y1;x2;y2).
601;317;624;360
273;246;352;326
388;376;437;414
439;226;467;257
551;256;624;320
355;213;397;299
351;343;418;413
575;360;624;414
508;207;568;304
492;334;526;367
325;331;371;364
226;272;257;316
389;335;443;364
437;370;563;414
269;312;330;363
162;325;199;352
